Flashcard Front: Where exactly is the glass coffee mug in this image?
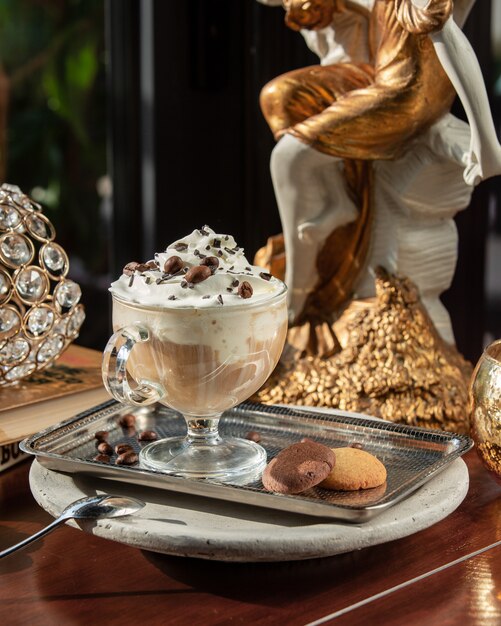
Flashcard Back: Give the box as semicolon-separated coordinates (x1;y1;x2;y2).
102;286;287;481
470;339;501;483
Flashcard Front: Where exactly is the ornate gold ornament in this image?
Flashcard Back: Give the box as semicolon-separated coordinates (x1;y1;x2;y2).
254;0;497;433
0;184;85;385
255;268;472;434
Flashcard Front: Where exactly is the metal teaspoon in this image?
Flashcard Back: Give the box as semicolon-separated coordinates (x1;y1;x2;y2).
0;494;145;559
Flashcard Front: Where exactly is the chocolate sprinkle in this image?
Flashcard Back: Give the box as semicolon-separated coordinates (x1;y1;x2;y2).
226;287;233;292
259;272;272;281
168;295;177;300
225;247;236;255
181;280;188;288
128;274;135;288
217;294;224;305
173;242;188;252
202;295;211;299
245;266;252;271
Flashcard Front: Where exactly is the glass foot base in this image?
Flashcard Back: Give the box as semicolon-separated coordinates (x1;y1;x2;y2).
139;436;267;482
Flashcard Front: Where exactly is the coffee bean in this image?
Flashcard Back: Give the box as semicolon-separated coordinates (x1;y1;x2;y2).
238;281;253;299
115;443;134;455
259;272;272;281
97;441;113;455
118;413;136;428
185;265;212;284
138;430;158;442
94;454;111;463
116;451;139;466
123;262;139;276
94;430;109;442
246;431;261;443
199;256;219;273
163;255;184;275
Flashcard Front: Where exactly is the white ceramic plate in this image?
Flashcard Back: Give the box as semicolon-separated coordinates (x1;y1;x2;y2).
29;455;469;562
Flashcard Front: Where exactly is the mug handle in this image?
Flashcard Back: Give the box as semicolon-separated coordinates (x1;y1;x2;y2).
102;324;165;406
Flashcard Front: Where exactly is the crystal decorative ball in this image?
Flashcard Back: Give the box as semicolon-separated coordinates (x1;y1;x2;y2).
0;183;85;385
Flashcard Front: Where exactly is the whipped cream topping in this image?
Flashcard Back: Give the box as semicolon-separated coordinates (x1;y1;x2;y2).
110;226;284;307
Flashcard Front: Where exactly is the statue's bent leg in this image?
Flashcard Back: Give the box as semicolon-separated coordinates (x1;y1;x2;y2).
270;134;358;322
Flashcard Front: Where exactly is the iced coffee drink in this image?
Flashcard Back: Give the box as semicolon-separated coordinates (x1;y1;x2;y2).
103;226;287;480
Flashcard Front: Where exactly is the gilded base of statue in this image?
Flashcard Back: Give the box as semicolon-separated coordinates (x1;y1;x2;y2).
254;268;472;434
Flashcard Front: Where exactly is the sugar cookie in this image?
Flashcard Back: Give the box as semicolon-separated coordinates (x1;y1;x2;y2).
320;447;387;491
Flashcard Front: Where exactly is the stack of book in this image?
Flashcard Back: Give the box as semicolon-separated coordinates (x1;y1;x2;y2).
0;345;111;473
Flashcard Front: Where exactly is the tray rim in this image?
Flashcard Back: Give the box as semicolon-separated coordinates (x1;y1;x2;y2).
20;401;473;523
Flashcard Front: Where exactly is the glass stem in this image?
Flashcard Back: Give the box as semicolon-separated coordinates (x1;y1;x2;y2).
186;416;222;446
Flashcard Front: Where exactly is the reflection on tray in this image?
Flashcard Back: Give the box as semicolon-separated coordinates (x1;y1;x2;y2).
21;401;473;522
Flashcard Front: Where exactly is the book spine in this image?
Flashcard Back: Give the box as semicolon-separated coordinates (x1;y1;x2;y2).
0;441;28;473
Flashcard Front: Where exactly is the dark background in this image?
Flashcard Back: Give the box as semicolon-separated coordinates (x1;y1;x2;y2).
105;0;499;363
4;1;495;362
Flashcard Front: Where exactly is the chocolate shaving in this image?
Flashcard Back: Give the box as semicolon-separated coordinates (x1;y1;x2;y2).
217;250;223;257
259;272;272;281
202;295;211;299
173;242;188;252
217;294;224;305
193;249;200;257
245;266;252;271
128;274;135;288
226;287;233;292
224;236;229;241
199;226;210;236
225;247;236;255
213;239;221;249
181;280;188;288
205;245;211;250
231;279;240;288
168;295;177;300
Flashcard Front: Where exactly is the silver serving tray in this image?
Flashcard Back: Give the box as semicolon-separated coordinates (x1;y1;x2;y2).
21;401;473;522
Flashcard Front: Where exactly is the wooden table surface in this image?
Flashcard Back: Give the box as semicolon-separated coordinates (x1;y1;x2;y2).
1;450;501;626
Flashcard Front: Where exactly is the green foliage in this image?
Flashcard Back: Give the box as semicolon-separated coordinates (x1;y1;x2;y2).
1;0;107;275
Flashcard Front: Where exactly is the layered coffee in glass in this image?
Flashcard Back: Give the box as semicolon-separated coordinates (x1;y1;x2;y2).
102;226;287;481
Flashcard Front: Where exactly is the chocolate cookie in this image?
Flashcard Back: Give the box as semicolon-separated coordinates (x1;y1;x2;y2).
262;440;335;494
320;447;387;491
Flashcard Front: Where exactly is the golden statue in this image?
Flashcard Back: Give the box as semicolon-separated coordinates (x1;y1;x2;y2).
255;0;501;433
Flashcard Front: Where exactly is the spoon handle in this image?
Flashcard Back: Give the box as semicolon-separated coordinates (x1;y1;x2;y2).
0;516;68;559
